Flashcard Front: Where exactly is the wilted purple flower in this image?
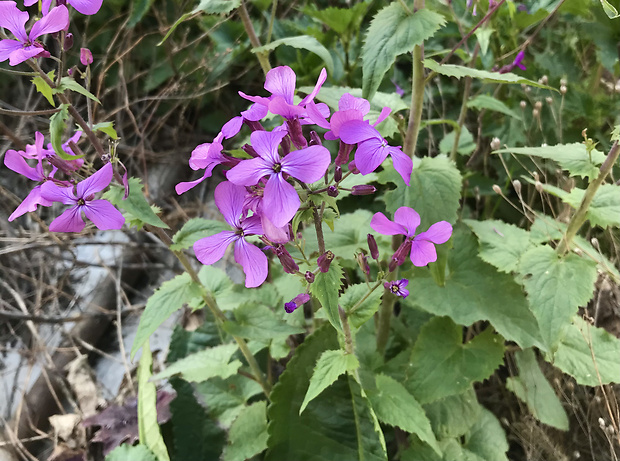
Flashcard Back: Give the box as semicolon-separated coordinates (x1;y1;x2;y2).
384;279;409;298
40;163;125;232
371;207;452;267
226;130;331;228
0;3;69;66
193;182;268;288
284;293;311;313
80;47;93;65
317;250;334;273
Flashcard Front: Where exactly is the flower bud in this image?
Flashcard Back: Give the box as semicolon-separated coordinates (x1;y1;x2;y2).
80;47;93;66
317;250;334;273
545;96;553;104
490;137;501;151
285;293;311;313
492;184;502;194
560;78;567;86
334;165;342;182
244;120;264;132
309;130;322;146
287;118;307;149
524;86;531;93
520;100;527;109
305;271;315;283
242;143;258;157
335;141;353;166
64;33;74;51
540;75;548;85
534;101;542;110
535;181;544;193
560;85;567;95
533;172;539;182
351;185;376;196
512;179;522;194
327;185;339;197
591;237;600;251
273;244;299;274
389;240;412;272
280;133;291;156
532;108;539;117
367;234;379;260
357;253;370;277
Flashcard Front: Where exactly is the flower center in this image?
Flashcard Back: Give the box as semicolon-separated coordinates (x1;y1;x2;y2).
77;198;86;206
272;163;282;173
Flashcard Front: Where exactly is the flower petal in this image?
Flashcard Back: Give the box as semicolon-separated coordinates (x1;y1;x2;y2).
221;117;243;139
263;174;299;228
281;145;330;183
194;231;237;265
299;67;327;105
234;238;268;288
8;44;46;66
370;212;407;236
339;120;380;144
76;162;113;198
82;200;125;230
264;66;296;104
416;221;453;244
305;101;331;129
175;169;211;195
393;207;420;237
241;215;263;236
40;181;77;205
250;130;287;163
389;147;413;186
372;106;392;127
67;0;102;15
353;138;389;175
241;103;268;122
0;2;29;42
338;93;370;114
30;5;69;40
226;157;273;187
9;185;51;221
49;206;85;232
4;149;43;181
214;181;246;228
409;240;437;267
269;96;306;119
0;40;23;63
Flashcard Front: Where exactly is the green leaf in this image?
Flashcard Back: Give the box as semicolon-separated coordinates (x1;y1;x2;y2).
406;227;544;349
405;317;505;404
223;401;268;461
341;283;383;329
104;178;169;229
267;325;387;461
253;36;334;75
223;303;305;341
565;185;620;229
551;317;620;386
462;408;509;461
495;143;606;179
138;342;170;461
32;73;55;106
310;260;344;332
131;272;202;358
424;59;555;90
467;94;521;119
518;245;597;349
195;0;240;13
170;217;231;250
49;104;71;160
506;349;569;430
377;155;462;230
197;265;234;297
128;0;154;27
464;219;535;273
362;5;445;100
367;374;440;456
423;388;482;439
153;344;241;382
56;77;101;104
106;444;157;461
305;86;408;113
92;121;118;139
600;0;620;18
300;350;359;414
439;127;476;156
303;3;368;35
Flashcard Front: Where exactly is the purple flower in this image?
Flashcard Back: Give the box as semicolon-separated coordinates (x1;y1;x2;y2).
284;293;311;314
317;250;334;273
193;182;268;288
498;50;526;74
226;130;331;228
371;207;453;267
80;47;93;65
40;163;125;232
0;3;69;66
384;279;409;298
339;120;413;186
24;0;103;15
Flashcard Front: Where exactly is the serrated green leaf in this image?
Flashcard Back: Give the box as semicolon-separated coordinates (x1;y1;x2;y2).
600;0;620;18
405;317;505;404
138;342;170;461
467;94;521;119
310;260;344;332
223;303;305;340
195;0;240;13
465;219;535;272
367;374;440;455
300;350;359;414
253;35;334;75
303;3;368;35
92;121;118;139
56;77;101;104
406;227;544;349
32;74;55;106
439;127;476;156
153;344;241;382
377;155;462;230
518;245;597;349
341;283;383;329
423;388;482;439
496;144;606;179
363;5;445;100
551;317;620;386
506;349;569;430
131;272;203;357
170;217;231;250
106;444;157;461
222;401;268;461
128;0;154;27
463;408;509;461
50;104;70;159
104;178;169;229
424;59;556;90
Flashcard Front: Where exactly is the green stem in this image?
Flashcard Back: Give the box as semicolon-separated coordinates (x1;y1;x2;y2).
238;1;271;76
449;43;479;161
266;0;277;44
348;281;383;315
313;204;326;255
403;44;425;158
556;141;620;255
339;307;354;355
376;270;396;356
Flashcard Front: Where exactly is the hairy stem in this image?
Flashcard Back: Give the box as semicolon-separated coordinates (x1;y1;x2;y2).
403;44;425;158
238;1;271;76
313;204;326;255
339;307;354;355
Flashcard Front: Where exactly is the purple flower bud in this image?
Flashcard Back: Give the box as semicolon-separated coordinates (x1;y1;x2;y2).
335;141;353;166
64;33;74;51
273;244;299;274
334;166;342;182
296;232;303;240
327;185;339;197
67;68;73;76
357;253;370;277
351;185;376;196
242;144;259;158
80;48;93;66
305;271;315;283
367;234;379;260
281;134;291;156
284;293;311;313
309;131;322;147
287;118;307;149
317;250;334;273
389;240;412;272
244;120;264;132
348;161;360;174
384;279;409;298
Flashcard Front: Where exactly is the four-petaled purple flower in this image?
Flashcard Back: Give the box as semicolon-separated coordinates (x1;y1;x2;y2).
193;181;268;288
384;279;409;299
40;163;125;232
371;207;453;267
